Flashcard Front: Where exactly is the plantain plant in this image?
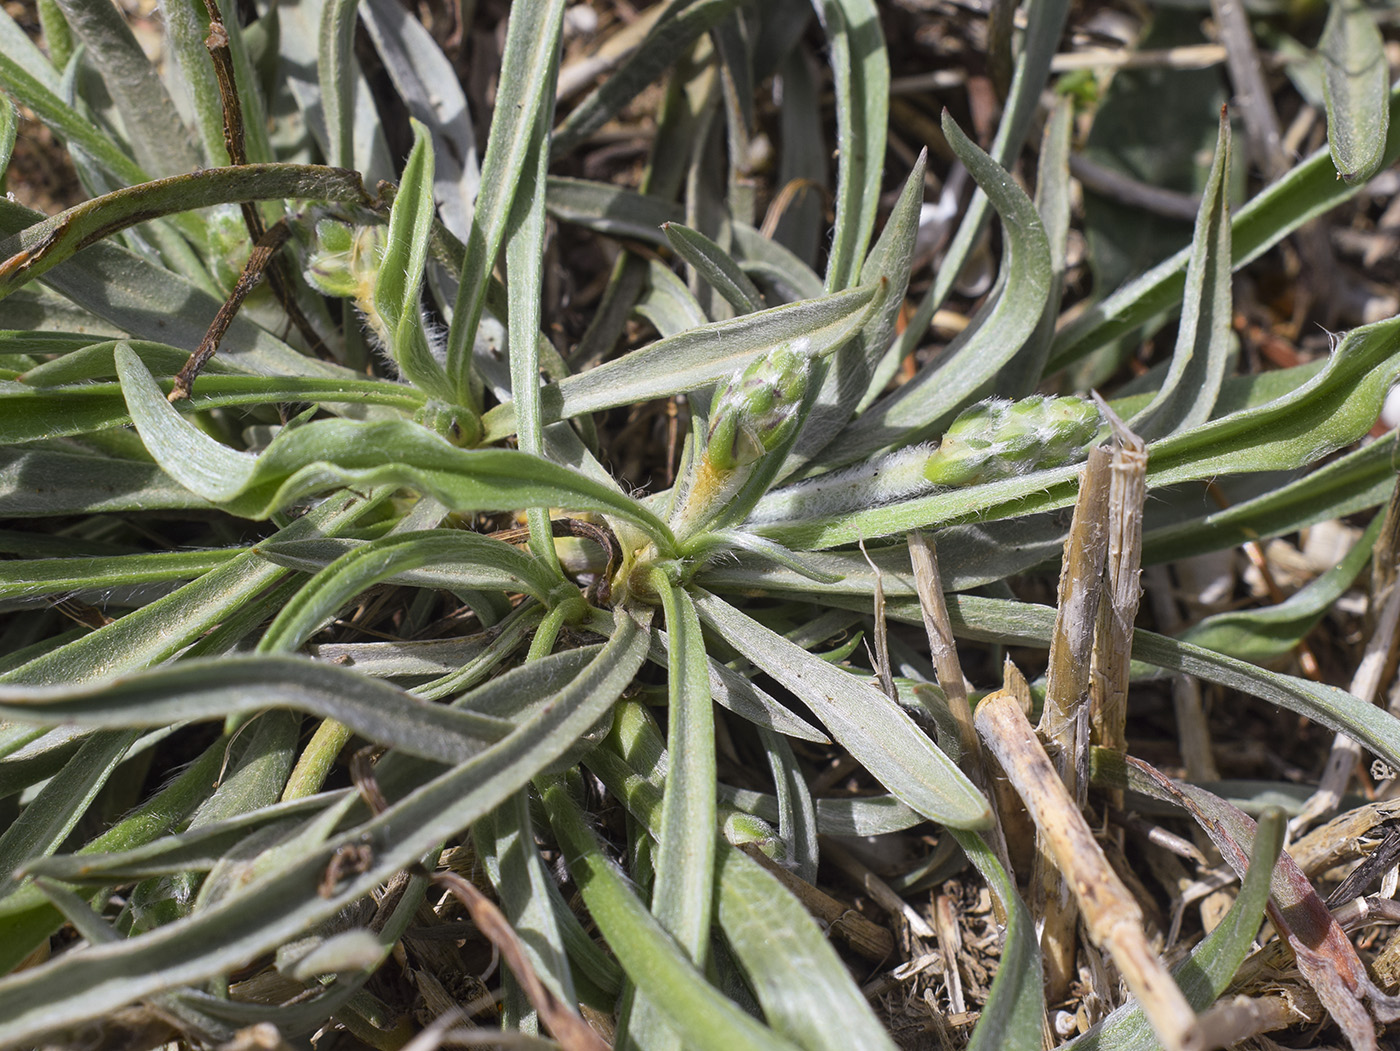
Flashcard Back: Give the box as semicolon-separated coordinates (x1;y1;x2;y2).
1;0;1400;1048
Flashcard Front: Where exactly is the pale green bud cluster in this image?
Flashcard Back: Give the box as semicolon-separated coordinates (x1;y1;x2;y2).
303;219;389;342
922;395;1103;487
706;345;809;471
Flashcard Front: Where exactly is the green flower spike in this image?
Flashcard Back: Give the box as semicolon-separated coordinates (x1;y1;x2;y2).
706;344;810;471
670;344;810;542
923;395;1103;487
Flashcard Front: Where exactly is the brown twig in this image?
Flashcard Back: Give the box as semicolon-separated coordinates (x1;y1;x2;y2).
170;217;292;400
1034;444;1112;1003
432;870;609;1051
200;0;332;361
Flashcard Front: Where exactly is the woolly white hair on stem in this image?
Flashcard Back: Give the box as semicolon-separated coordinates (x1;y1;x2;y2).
744;445;938;524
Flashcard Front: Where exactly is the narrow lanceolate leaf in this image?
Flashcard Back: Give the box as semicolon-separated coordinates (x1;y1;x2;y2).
359;0;479;237
649;579;716;958
444;0;565;406
0;610;649;1045
0;730;140;898
664;222;765;314
0;549;237;601
956;830;1044;1051
0;492;374;686
49;0;201;179
256;531;557;655
480;282;882;441
591;703;899;1051
811;0;888;292
375;120;452;399
115;344;675;546
1179;512;1382;662
787;153;926;477
541;778;804;1051
0;373;424;446
0;657;510;764
0;95;16;180
0;30;148;189
504;66;563;574
318;0;359;169
257;533;557;610
1051;82;1400;368
837;113;1051;463
1319;0;1389;183
1131;108;1233;439
691;590;990;829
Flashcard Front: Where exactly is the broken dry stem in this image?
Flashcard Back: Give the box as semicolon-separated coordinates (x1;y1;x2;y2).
975;685;1201;1051
1036;444;1111;1002
1089;418;1148;759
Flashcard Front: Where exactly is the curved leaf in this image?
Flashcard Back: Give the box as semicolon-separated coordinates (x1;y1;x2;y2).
1319;0;1389;183
115;344;674;545
835;112;1051;463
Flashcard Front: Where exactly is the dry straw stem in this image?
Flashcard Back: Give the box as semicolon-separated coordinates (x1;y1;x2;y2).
1294;480;1400;832
1089;406;1148;758
909;531;1016;888
975;678;1203;1051
1035;443;1112;1002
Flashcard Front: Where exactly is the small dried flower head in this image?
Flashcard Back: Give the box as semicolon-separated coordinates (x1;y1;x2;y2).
706;345;810;471
923;395;1103;487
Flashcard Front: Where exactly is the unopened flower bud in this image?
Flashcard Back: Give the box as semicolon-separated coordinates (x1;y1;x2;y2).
304;221;389;344
923;395;1102;487
706;346;809;471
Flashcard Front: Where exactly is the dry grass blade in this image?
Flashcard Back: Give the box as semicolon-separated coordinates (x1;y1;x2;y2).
976;672;1202;1051
432;870;608;1051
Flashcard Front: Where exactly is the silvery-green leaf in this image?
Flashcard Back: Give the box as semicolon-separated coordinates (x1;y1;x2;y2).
1319;0;1389;183
692;589;990;829
360;0;479;237
50;0;200;178
1131;109;1233;439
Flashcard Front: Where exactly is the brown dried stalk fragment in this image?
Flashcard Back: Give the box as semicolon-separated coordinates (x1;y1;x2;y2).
1089;404;1147;757
433;869;609;1051
1035;443;1112;1002
170;218;292;401
909;532;1016;897
976;680;1202;1051
200;0;331;361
